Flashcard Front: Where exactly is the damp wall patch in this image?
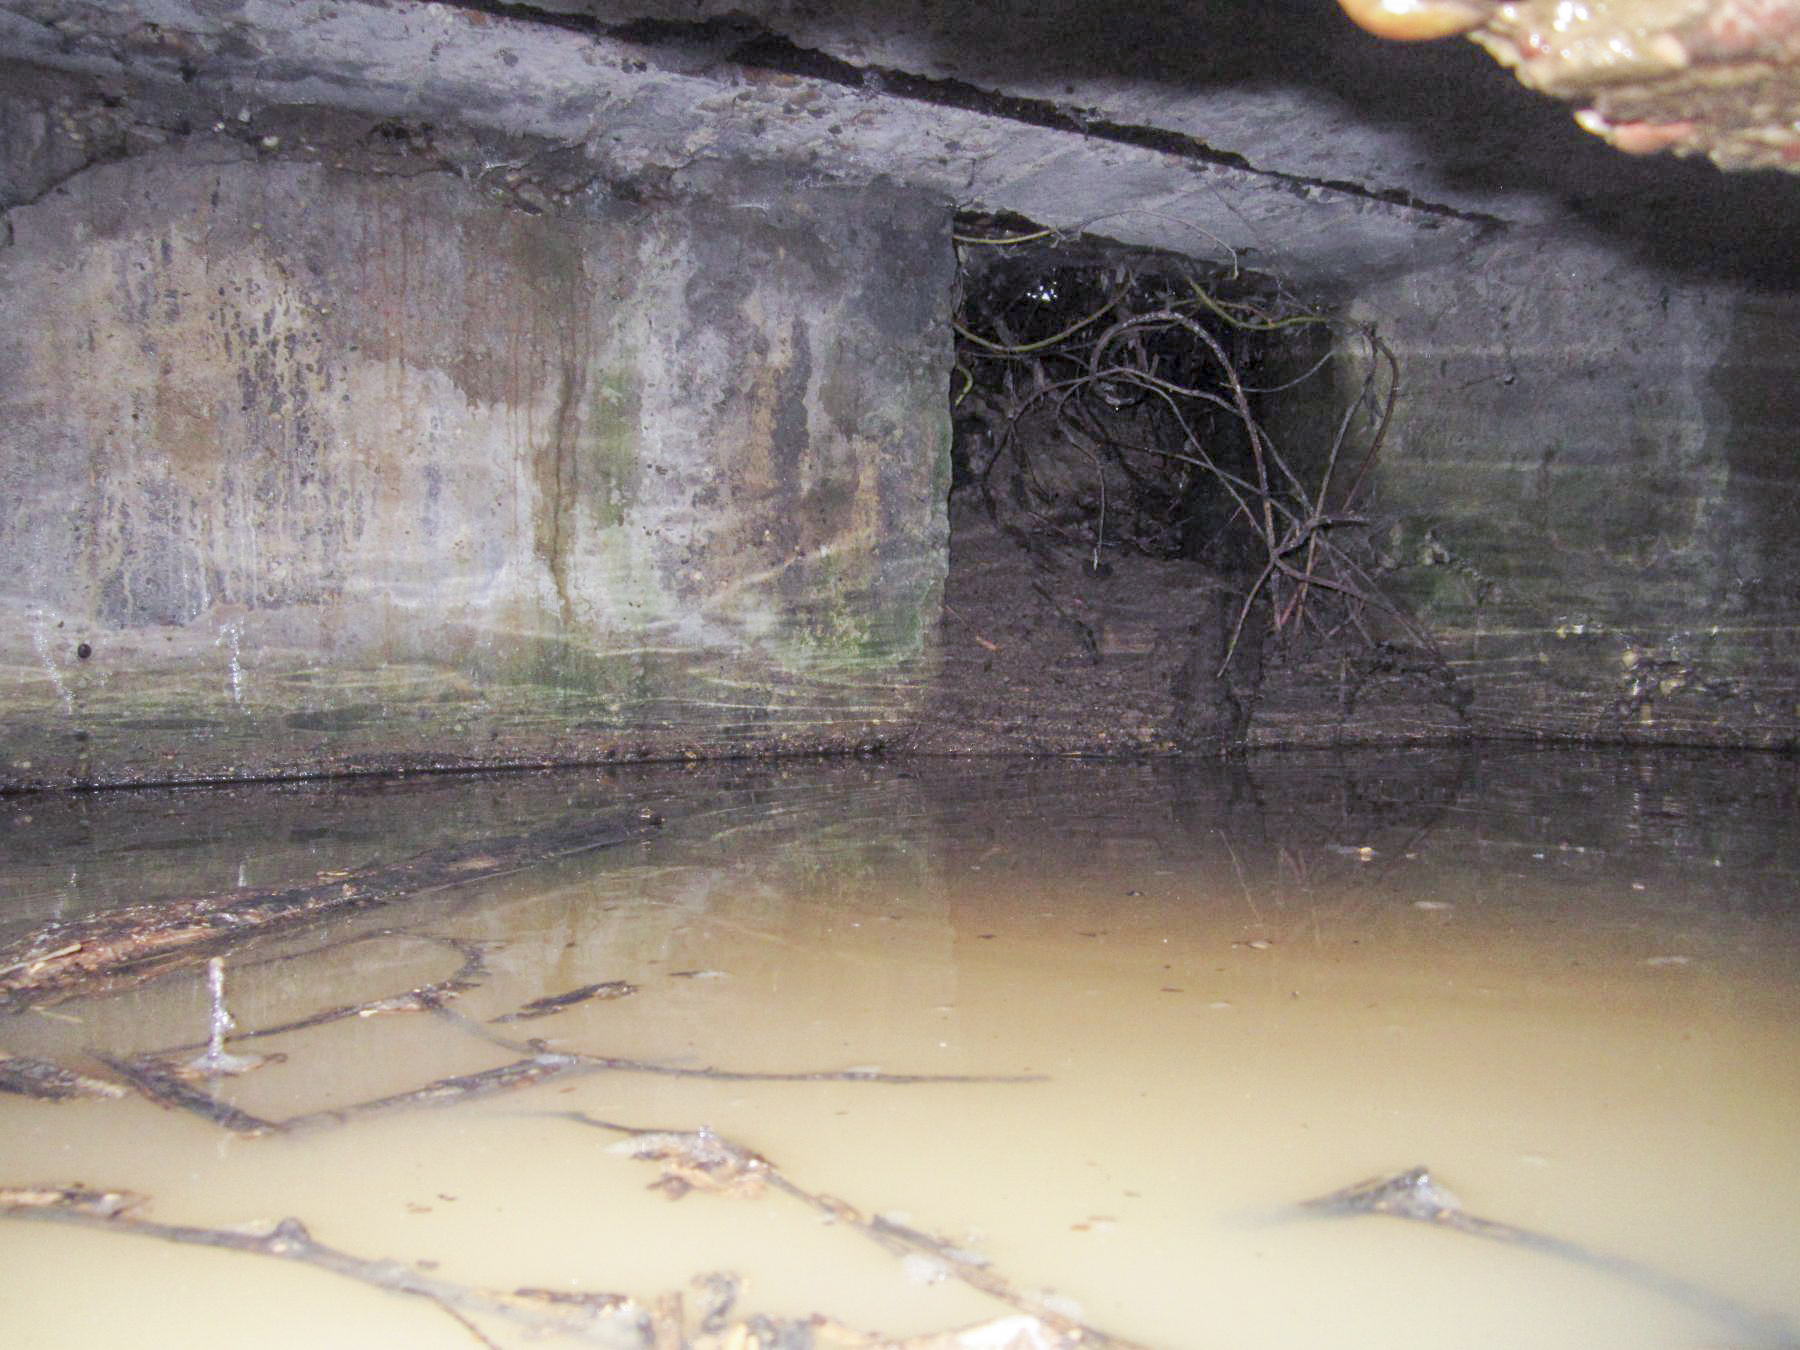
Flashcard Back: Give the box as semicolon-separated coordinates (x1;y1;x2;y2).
0;147;953;786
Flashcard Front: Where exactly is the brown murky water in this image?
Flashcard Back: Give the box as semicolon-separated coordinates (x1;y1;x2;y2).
2;751;1797;1348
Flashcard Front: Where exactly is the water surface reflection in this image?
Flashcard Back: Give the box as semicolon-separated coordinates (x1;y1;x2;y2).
2;751;1796;1348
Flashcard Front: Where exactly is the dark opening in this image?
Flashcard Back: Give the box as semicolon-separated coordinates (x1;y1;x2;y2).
950;220;1335;586
921;213;1465;757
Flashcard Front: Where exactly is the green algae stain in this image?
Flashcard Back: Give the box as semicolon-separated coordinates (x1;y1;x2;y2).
581;363;642;533
760;357;949;675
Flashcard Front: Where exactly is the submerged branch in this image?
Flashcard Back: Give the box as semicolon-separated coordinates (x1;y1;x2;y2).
0;1185;653;1348
0;811;660;1012
283;1051;1046;1134
1302;1167;1800;1347
0;1182;1110;1349
554;1112;1153;1350
91;1052;283;1137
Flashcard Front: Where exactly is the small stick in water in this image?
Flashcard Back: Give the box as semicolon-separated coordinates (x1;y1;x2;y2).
93;1053;280;1137
1301;1166;1800;1346
490;979;638;1023
183;958;263;1078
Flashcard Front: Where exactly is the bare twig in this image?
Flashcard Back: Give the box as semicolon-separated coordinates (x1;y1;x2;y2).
1301;1167;1799;1346
0;1186;648;1348
553;1112;1153;1350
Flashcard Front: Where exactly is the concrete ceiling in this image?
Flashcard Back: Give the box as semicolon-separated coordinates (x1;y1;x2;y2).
5;0;1800;288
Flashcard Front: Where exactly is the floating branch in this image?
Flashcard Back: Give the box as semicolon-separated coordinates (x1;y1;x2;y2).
0;811;659;1011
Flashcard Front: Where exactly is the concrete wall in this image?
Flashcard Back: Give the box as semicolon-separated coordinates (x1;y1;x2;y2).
1351;229;1800;748
0;143;953;788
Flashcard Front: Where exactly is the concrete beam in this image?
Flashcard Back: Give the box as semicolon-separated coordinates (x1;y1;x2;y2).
0;0;1504;283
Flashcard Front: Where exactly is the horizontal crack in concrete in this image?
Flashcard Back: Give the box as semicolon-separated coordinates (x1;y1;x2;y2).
439;0;1505;231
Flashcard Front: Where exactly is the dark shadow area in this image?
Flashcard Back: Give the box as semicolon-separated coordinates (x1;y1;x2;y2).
952;236;1325;577
919;219;1470;755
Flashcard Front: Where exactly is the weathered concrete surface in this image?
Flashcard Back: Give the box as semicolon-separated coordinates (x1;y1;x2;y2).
3;2;1800;771
1337;229;1800;748
6;1;1800;297
0;142;951;788
0;0;1519;287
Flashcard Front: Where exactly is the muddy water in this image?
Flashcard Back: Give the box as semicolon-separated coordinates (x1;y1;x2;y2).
1;752;1797;1349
